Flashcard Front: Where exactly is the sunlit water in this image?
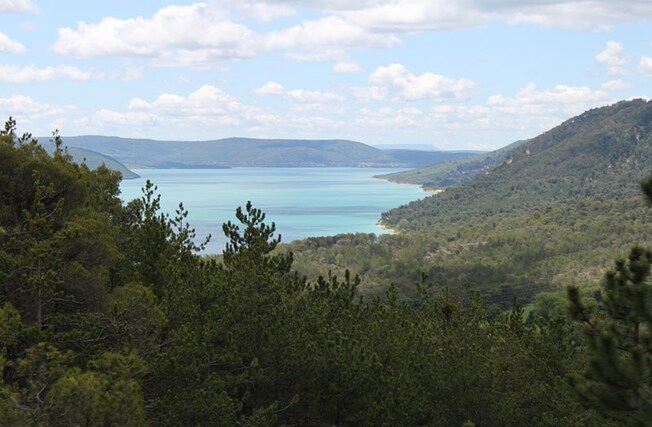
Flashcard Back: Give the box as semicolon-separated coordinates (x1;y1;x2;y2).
119;168;426;254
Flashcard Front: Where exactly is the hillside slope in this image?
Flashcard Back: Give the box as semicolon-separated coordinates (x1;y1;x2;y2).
58;135;476;168
289;99;652;306
43;143;139;179
376;139;527;188
382;99;652;229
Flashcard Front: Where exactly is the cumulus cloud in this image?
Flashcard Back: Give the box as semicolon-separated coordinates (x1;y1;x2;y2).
600;79;633;91
254;81;344;103
355;63;476;102
333;61;363;73
127;85;255;117
488;83;608;107
286;89;344;103
595;41;630;75
342;0;485;31
0;32;25;53
285;50;348;62
87;84;349;139
254;81;285;96
109;85;299;136
0;64;94;83
0;0;37;13
479;83;611;133
52;4;260;66
500;1;652;29
639;56;652;75
51;4;403;66
234;0;652;31
357;106;424;127
0;94;74;118
265;15;400;52
227;1;296;21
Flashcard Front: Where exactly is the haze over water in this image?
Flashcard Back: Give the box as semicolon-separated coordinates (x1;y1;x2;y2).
120;168;426;254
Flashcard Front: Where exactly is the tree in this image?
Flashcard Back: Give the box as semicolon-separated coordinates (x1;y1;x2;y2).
568;177;652;425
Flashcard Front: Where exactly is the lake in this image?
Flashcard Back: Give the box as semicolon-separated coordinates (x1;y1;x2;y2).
119;168;426;254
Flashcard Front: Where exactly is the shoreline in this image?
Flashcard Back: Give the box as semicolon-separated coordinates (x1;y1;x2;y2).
373;175;446;195
422;187;445;194
375;220;398;235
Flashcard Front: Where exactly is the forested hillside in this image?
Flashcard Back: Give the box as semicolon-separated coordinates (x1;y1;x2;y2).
3;104;652;425
59;135;476;168
376;139;527;188
42;142;139;179
289;100;652;305
383;99;652;228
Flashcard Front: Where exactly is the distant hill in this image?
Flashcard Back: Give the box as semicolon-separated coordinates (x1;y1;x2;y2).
382;98;652;230
42;143;139;179
289;99;652;306
380;149;479;168
377;140;527;188
56;136;477;168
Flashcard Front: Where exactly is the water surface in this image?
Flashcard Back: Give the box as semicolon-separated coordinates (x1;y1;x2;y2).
120;168;425;254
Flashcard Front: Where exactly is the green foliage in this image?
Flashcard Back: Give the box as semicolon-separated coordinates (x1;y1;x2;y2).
289;100;652;307
569;247;652;425
0;116;635;426
377;138;528;188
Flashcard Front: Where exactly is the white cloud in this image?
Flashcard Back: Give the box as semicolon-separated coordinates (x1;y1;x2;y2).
342;0;485;31
600;79;633;91
487;83;608;107
0;95;74;118
51;4;403;66
501;1;652;30
333;61;363;73
0;0;37;13
229;1;296;21
285;50;348;62
52;3;260;67
93;109;161;127
0;64;94;83
357;106;424;127
639;56;652;75
123;64;145;81
264;15;401;51
356;63;476;101
254;81;345;103
114;85;290;134
354;83;612;147
84;84;350;139
254;81;285;96
0;32;25;53
286;89;344;103
477;83;611;133
596;41;628;66
128;85;254;117
235;0;652;31
595;40;630;75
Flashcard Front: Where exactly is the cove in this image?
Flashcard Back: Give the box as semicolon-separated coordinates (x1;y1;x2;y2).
119;168;425;254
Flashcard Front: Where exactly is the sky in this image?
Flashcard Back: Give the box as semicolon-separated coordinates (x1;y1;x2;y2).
0;0;651;150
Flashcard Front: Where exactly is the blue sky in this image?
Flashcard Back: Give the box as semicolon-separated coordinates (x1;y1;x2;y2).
0;0;650;150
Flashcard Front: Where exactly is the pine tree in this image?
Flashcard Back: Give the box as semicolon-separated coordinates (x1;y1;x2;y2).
567;177;652;425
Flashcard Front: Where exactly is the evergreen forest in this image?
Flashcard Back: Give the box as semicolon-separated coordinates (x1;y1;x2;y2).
2;99;652;426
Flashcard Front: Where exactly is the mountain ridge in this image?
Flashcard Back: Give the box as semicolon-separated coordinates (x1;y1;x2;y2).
381;98;652;230
53;135;478;169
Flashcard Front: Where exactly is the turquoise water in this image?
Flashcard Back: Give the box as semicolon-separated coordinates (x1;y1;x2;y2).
119;168;426;254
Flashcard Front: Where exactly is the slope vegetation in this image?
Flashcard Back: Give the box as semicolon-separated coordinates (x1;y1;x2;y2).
382;98;652;229
290;99;652;305
43;142;139;179
376;139;527;188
